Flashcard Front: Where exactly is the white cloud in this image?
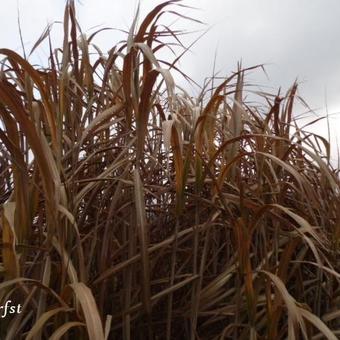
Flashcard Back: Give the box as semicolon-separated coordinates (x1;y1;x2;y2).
0;0;339;153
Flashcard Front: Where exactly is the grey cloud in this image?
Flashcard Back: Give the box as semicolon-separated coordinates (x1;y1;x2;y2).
0;0;339;140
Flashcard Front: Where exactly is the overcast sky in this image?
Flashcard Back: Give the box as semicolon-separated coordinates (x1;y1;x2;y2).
1;0;340;159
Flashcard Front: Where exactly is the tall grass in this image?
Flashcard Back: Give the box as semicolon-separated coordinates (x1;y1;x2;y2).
0;1;339;339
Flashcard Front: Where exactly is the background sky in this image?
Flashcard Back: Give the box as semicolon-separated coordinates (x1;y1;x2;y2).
1;0;340;161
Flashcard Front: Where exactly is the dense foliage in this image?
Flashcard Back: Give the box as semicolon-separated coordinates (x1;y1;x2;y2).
0;1;339;339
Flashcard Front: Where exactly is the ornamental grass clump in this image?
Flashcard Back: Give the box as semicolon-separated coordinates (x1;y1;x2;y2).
0;1;339;339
